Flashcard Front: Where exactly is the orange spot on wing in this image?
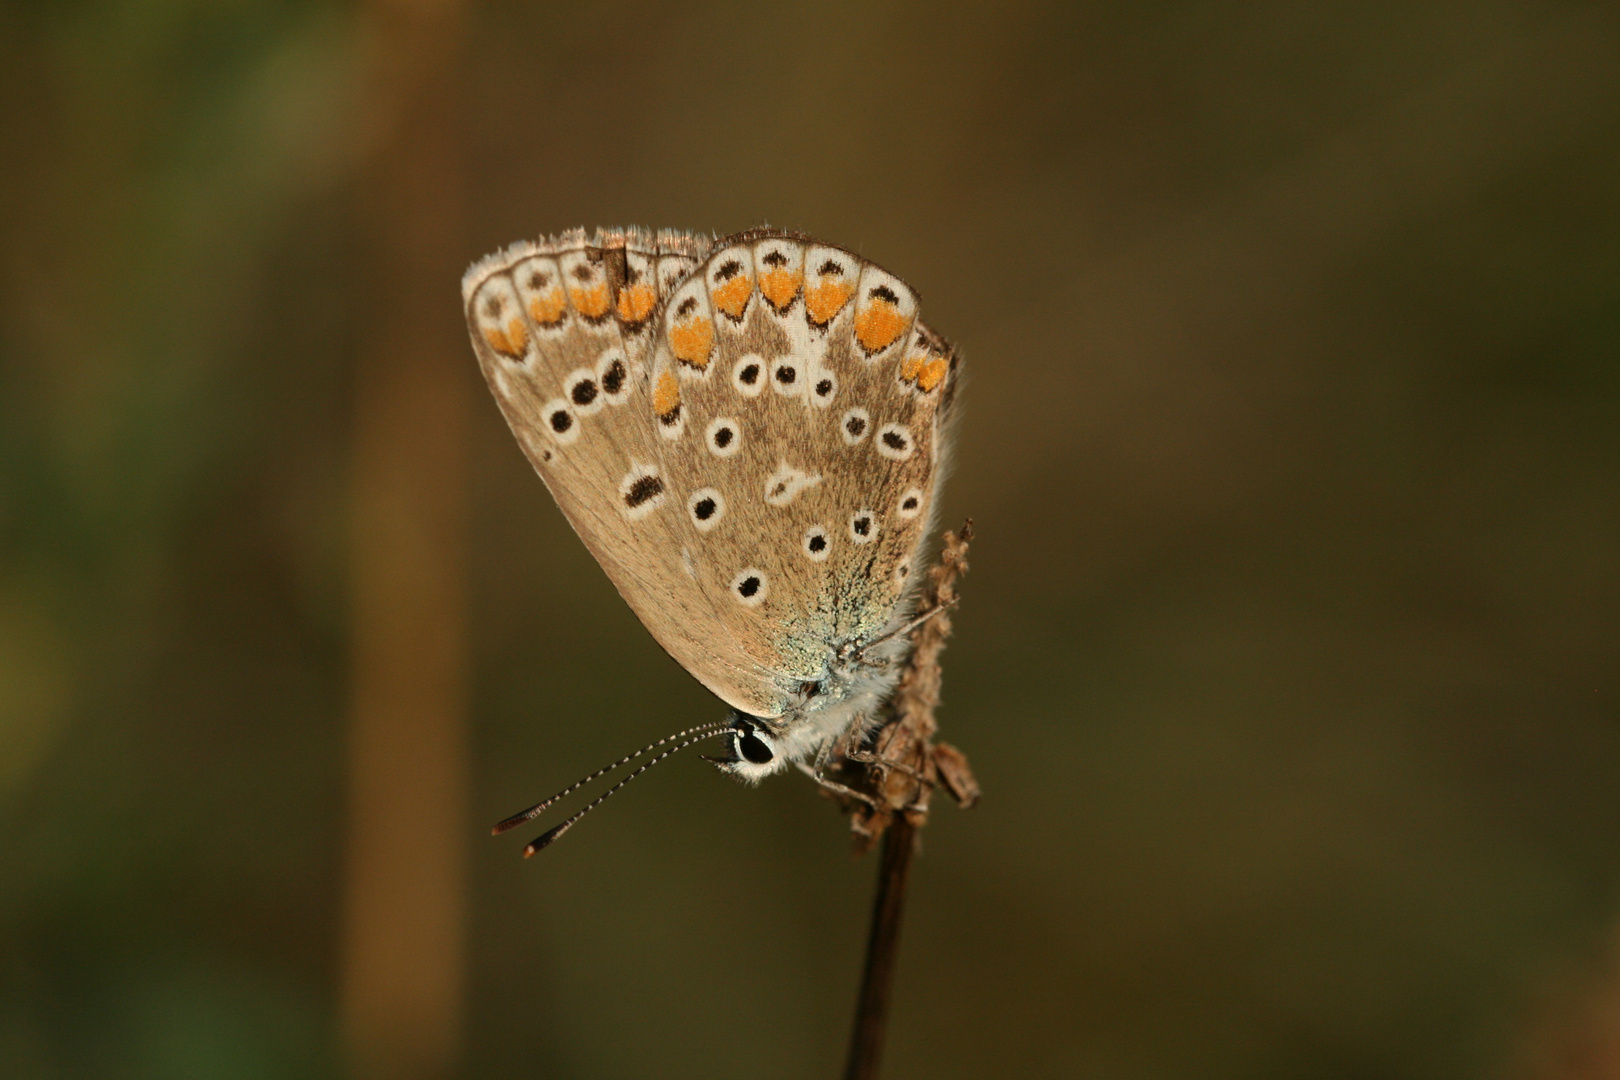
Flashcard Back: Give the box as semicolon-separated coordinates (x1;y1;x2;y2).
483;318;528;358
759;267;802;311
805;280;853;326
711;274;753;319
569;282;610;319
855;299;907;353
616;283;656;324
653;369;681;418
528;289;566;326
668;316;714;369
901;353;948;392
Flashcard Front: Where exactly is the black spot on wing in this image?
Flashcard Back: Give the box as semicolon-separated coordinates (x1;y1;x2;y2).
625;475;663;507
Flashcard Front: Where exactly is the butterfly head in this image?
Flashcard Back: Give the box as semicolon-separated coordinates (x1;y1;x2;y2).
706;713;789;782
709;634;914;783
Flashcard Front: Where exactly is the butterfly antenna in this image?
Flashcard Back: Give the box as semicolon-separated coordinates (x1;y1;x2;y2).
491;719;733;837
519;726;730;856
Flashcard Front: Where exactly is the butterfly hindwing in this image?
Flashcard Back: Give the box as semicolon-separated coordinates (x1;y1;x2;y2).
648;233;957;703
466;228;959;721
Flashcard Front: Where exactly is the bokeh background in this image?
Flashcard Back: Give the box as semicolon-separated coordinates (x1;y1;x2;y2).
4;1;1619;1078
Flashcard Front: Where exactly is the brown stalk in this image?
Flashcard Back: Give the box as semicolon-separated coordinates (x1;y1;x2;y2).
833;521;980;1080
340;2;470;1078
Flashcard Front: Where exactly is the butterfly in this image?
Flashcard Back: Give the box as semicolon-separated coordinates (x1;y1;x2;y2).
463;227;959;850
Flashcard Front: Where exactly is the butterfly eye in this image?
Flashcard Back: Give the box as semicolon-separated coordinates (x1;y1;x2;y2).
737;729;774;765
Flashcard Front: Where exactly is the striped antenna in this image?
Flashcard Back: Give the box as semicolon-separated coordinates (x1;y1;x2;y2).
491;719;733;836
519;726;731;856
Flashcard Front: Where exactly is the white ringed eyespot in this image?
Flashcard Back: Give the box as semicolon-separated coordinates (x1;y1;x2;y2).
732;353;767;397
542;397;580;445
617;463;665;520
730;568;768;607
706;417;742;458
687;487;725;532
875;422;914;461
563;366;605;417
802;524;830;561
596;348;631;405
772;359;804;396
840;407;870;445
895;487;925;520
809;369;838;409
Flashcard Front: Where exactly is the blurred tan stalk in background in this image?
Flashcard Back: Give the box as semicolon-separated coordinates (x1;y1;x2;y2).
339;0;470;1077
1519;929;1620;1080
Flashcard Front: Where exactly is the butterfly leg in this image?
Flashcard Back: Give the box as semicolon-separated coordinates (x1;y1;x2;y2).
842;747;932;785
795;761;880;808
839;711;934;784
846;600;960;670
804;737;882;807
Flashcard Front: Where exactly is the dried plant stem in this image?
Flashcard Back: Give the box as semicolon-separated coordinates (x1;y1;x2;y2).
844;814;917;1080
836;522;980;1080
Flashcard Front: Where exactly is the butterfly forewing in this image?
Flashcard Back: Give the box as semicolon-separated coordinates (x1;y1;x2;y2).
467;230;793;715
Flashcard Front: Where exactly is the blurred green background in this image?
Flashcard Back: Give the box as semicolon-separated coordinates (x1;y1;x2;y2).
4;1;1619;1078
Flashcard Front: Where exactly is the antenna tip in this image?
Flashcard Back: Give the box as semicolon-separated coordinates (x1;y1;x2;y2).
524;821;569;856
492;807;540;835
